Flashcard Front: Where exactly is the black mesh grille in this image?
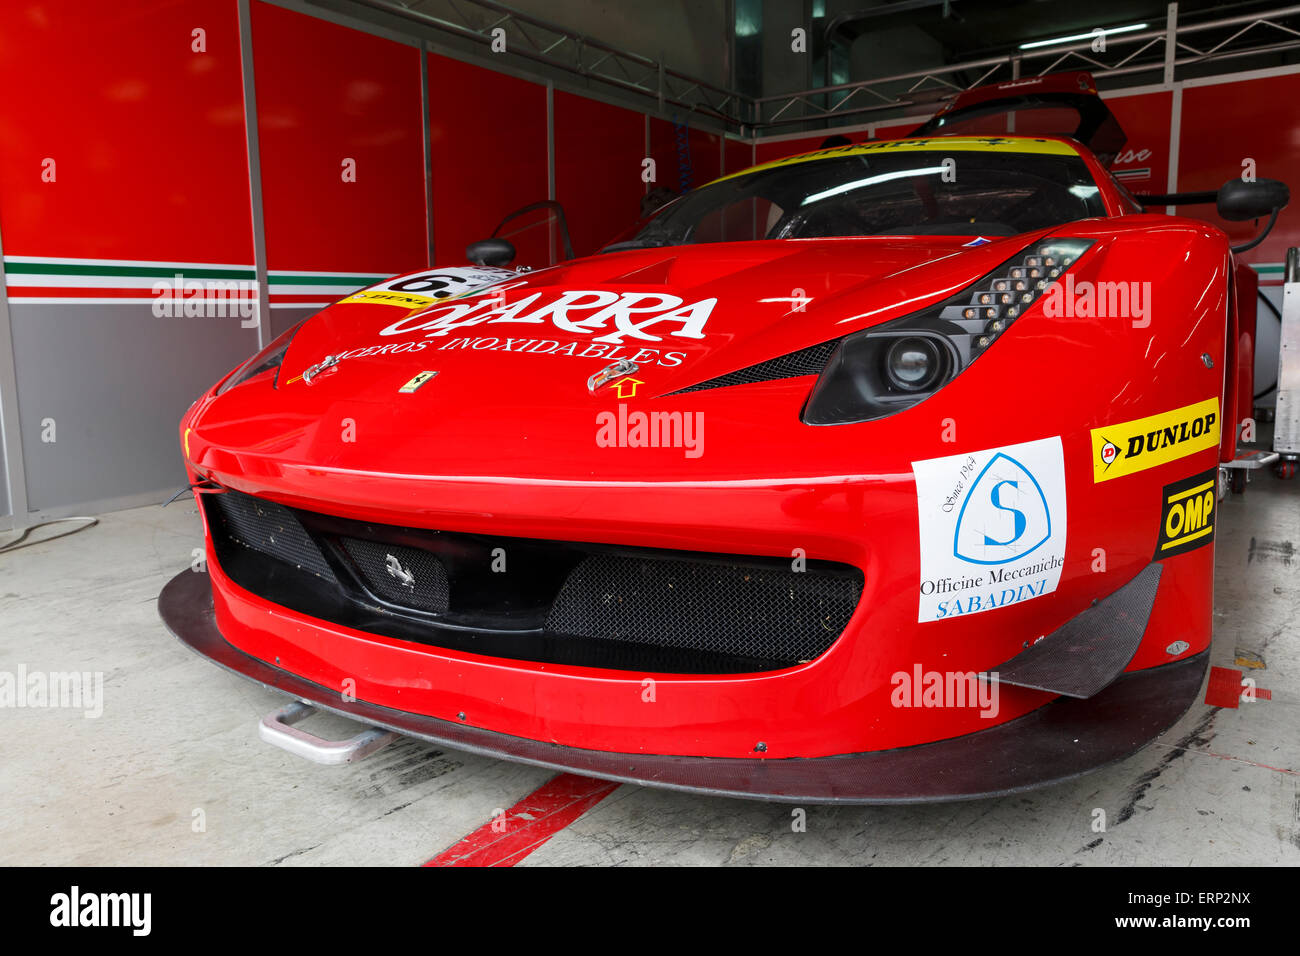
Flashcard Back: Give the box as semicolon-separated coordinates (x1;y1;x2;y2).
203;489;864;673
341;538;450;613
670;340;838;394
207;490;333;579
546;553;861;664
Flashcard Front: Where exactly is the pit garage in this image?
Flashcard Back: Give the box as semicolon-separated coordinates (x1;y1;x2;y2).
0;0;1298;887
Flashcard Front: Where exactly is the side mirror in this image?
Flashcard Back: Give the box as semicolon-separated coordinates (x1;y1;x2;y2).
1217;178;1289;221
466;238;516;267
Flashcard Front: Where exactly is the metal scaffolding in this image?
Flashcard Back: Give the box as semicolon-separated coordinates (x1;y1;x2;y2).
756;3;1300;129
345;0;748;127
336;1;1300;134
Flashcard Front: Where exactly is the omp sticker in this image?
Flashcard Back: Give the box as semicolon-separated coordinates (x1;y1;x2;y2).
708;136;1079;185
913;436;1067;623
337;267;517;310
1091;398;1219;482
1154;468;1216;559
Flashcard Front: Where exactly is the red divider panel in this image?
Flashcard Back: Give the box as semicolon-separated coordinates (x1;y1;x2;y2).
554;91;646;257
0;0;251;262
427;54;549;268
1179;73;1300;268
251;1;426;275
1103;90;1173;195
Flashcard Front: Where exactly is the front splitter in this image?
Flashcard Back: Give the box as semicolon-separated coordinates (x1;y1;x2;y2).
159;569;1210;804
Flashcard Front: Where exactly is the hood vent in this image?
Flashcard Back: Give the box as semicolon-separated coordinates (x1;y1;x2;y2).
670;339;839;395
606;256;677;285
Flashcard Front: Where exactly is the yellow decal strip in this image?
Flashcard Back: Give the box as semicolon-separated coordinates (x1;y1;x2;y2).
707;136;1081;185
1092;398;1220;482
336;289;440;309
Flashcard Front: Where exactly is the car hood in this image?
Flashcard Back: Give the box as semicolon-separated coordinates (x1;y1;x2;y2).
273;234;1051;404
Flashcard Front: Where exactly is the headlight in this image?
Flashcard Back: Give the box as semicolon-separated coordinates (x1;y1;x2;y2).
215;323;302;395
803;238;1092;425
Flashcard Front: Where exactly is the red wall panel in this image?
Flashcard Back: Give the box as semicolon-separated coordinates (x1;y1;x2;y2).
427;54;549;268
1178;73;1300;269
0;0;251;262
554;91;646;257
1102;90;1173;194
648;117;725;193
251;1;425;274
725;136;755;175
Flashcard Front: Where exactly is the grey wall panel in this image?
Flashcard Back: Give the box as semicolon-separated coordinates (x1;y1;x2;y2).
0;425;9;517
11;305;258;511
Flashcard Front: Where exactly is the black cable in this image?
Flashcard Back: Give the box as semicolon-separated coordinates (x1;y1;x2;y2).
0;516;98;554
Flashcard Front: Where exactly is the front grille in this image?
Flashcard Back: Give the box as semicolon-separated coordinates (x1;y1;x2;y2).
670;340;838;394
547;553;859;663
206;489;333;578
203;489;864;674
341;538;450;613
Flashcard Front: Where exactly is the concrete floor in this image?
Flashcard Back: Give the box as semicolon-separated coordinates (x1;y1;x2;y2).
1;470;1297;866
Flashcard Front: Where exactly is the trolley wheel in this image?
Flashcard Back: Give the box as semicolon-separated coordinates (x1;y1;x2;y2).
1275;459;1297;480
1230;468;1247;494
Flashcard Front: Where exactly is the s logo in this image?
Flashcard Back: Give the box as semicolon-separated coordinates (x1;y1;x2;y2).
953;453;1051;565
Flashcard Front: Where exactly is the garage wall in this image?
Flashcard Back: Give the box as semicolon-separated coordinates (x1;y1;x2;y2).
1103;90;1174;196
0;0;258;517
250;0;427;338
1178;72;1300;276
553;91;648;257
427;54;550;269
0;0;738;527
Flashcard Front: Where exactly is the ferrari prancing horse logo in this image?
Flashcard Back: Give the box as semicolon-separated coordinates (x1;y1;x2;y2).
385;554;415;589
399;370;439;393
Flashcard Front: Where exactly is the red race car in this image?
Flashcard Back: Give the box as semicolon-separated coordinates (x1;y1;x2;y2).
160;74;1287;802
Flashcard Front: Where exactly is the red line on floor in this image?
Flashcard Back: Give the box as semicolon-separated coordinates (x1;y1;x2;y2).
424;773;619;867
1204;666;1243;708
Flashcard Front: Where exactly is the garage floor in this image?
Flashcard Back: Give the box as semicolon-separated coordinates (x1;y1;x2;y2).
2;471;1297;867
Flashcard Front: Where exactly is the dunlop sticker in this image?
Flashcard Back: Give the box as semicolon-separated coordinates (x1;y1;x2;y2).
337;289;440;310
1154;468;1216;559
1091;398;1219;482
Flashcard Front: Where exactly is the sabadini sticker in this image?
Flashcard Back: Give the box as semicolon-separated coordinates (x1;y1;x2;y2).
912;436;1067;622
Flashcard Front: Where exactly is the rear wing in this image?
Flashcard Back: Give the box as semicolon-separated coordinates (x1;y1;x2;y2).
909;72;1127;167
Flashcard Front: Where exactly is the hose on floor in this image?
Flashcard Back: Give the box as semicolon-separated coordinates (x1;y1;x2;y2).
0;516;98;554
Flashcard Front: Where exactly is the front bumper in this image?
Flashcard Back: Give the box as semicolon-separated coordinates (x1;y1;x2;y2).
160;568;1209;803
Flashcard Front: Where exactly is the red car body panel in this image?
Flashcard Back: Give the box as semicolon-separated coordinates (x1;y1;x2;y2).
164;128;1236;797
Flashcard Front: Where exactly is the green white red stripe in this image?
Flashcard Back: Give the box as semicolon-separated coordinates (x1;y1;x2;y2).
267;268;392;309
2;257;392;308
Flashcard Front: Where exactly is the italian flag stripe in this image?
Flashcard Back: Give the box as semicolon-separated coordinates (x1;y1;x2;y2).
269;273;389;286
3;257;394;304
5;262;254;279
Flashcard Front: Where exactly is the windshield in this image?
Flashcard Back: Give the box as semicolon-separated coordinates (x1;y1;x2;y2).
611;148;1106;250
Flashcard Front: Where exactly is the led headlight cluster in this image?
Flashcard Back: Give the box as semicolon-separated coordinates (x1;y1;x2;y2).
803;238;1093;425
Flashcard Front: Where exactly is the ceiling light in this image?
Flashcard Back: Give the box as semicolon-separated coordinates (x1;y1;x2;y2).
1019;23;1148;50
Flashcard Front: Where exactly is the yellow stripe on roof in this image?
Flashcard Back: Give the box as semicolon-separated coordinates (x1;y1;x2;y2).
707;136;1081;185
